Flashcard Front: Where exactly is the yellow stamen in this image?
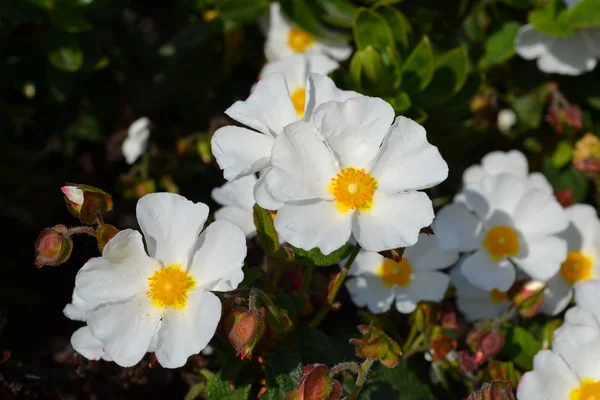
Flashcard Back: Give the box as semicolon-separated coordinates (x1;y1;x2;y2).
329;167;377;213
570;378;600;400
482;226;520;261
561;251;593;285
489;288;509;304
290;87;306;118
376;258;412;288
287;27;314;52
147;265;196;309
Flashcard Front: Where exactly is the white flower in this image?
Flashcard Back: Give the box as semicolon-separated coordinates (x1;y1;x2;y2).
517;321;600;400
434;173;568;291
450;265;511;322
72;192;247;368
514;0;600;76
263;96;448;254
541;204;600;316
345;233;457;314
264;2;352;62
122;117;151;164
211;72;361;211
211;175;257;238
497;109;517;133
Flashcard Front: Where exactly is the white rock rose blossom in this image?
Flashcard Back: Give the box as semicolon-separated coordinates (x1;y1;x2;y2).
258;53;339;92
450;265;512;322
262;96;449;255
264;2;352;62
122;117;151;165
211;175;258;239
541;204;600;316
345;233;458;314
211;72;361;211
70;192;247;368
514;0;600;76
434;173;569;292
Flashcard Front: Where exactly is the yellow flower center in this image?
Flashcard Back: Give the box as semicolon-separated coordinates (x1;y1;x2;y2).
482;226;520;261
290;87;306;118
570;378;600;400
147;265;196;309
489;288;509;304
561;251;593;285
287;27;314;52
376;258;412;288
330;168;377;213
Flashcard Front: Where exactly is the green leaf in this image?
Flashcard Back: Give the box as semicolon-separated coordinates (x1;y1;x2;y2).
293;242;354;266
217;0;268;24
253;205;279;254
401;36;435;95
48;46;84;73
529;0;573;37
415;46;470;107
297;326;355;365
542;159;589;203
349;46;401;95
501;324;542;370
509;85;549;129
478;21;520;69
207;371;251;400
262;345;304;400
48;7;93;33
238;266;261;288
353;8;395;51
384;91;411;112
567;0;600;29
373;5;411;56
551;141;574;168
317;0;357;27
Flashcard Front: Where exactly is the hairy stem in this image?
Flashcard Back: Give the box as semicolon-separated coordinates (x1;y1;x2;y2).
345;358;375;400
328;362;360;378
64;226;97;238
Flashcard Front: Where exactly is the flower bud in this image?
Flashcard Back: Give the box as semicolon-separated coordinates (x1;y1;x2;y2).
468;381;516;400
284;364;342;400
97;224;120;253
61;184;113;224
429;334;457;362
349;324;401;368
35;225;73;267
497;109;517;134
224;307;265;360
266;306;294;336
459;350;479;374
487;361;521;388
512;279;545;318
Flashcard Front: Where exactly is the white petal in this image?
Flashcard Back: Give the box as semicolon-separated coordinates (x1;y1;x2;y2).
312;96;394;169
136;193;209;266
128;117;150;137
515;24;554;60
370;116;448;193
254;168;284;210
574;279;600;322
87;294;161;367
347;250;384;276
266;120;338;202
404;233;459;271
211;175;256;210
75;230;158;304
527;172;553;194
513;235;566;281
481;150;528;177
64;291;96;322
461;251;515;291
71;326;108;361
582;28;600;56
353;191;434;252
304;73;362;120
540;275;573;316
313;42;353;61
122;131;149;165
565;204;600;254
259;54;307;89
211;126;275;181
513;190;569;236
305;53;340;75
516;350;579;400
226;74;297;136
464;173;528;221
61;186;84;206
432;203;483;252
537;32;597;76
214;207;256;239
264;2;294;61
557;339;600;382
154;291;221;368
462;165;485;186
345;275;395;314
274;200;352;255
564;305;599;328
189;221;247;292
553;321;600;359
405;271;450;305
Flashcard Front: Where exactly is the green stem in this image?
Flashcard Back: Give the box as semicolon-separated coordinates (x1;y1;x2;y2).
328;362;360;378
310;243;361;328
250;288;280;319
64;226;97;238
345;358;375;400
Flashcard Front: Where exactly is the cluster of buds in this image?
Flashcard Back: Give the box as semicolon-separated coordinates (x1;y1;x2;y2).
349;324;401;368
284;364;342;400
468;381;516;400
545;82;583;135
224;307;266;360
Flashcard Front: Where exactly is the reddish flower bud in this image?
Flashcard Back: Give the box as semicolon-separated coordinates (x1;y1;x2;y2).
61;184;113;224
34;225;73;267
554;189;573;207
430;335;457;362
97;224;120;253
224;307;265;360
459;350;479;374
487;361;521;388
512;279;545;318
349;324;401;368
284;364;342;400
468;381;516;400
